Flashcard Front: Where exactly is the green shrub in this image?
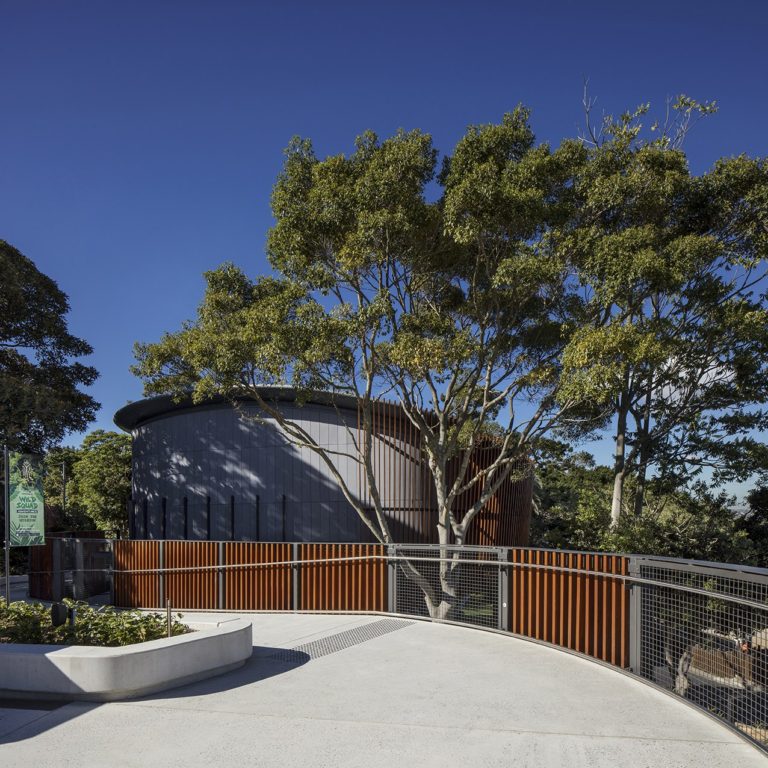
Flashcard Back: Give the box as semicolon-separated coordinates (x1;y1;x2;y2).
0;599;189;646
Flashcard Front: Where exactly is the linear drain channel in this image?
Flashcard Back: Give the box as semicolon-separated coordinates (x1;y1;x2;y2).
268;619;415;664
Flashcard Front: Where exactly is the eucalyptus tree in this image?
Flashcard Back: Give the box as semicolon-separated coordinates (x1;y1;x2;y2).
558;98;768;524
133;109;598;618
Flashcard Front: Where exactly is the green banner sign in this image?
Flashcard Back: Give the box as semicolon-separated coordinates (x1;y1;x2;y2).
8;452;45;546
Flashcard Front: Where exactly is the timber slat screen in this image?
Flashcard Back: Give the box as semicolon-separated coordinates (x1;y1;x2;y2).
359;400;532;547
111;540;628;668
113;540;160;608
509;549;629;667
164;541;218;610
300;543;386;612
225;542;292;611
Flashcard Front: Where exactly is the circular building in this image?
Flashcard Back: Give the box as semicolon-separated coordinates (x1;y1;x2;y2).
114;388;532;546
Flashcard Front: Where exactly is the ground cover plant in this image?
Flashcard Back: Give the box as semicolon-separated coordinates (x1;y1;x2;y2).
0;599;188;646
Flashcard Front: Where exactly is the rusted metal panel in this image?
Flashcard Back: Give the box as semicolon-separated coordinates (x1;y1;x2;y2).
299;543;387;612
113;540;160;608
111;538;629;669
506;549;631;667
224;542;292;611
164;540;218;610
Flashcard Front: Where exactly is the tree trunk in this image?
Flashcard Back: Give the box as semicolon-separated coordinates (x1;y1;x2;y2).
633;370;654;518
426;599;453;621
611;395;629;527
665;644;693;697
633;462;648;518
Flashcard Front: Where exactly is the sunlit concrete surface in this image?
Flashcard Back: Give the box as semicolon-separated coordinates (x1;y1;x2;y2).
1;613;766;768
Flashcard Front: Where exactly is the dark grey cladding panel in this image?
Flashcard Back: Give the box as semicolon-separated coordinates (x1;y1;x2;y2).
126;398;427;543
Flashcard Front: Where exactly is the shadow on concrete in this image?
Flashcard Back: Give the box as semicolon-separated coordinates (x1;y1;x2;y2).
0;645;308;745
136;644;311;702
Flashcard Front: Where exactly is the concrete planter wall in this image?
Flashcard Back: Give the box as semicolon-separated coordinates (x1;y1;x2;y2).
0;618;252;701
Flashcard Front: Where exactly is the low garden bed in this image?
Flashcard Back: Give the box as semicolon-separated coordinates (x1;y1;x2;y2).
0;598;188;646
0;599;253;701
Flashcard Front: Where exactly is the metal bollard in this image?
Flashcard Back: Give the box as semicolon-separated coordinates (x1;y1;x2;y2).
166;598;172;637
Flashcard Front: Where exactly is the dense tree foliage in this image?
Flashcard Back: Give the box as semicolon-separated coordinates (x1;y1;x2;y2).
0;240;98;452
557;100;768;523
42;431;131;536
134;109;600;618
42;445;94;531
533;440;768;566
133;98;767;583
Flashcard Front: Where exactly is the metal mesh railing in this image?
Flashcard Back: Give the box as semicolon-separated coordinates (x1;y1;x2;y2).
391;544;501;628
21;538;768;753
632;556;768;748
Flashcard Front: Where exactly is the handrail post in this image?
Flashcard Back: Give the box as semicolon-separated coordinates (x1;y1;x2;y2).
218;541;225;610
498;548;509;631
387;545;397;614
292;542;300;611
628;556;642;675
158;540;165;609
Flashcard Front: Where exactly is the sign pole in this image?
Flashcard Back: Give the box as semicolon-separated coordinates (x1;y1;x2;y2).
3;445;9;604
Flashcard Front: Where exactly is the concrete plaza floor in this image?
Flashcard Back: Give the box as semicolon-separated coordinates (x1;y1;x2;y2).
1;612;766;767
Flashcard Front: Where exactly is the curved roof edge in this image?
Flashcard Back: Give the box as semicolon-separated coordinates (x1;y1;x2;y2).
113;387;363;432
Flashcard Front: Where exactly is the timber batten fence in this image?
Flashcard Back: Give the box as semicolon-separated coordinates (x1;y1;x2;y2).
109;540;629;667
26;539;768;754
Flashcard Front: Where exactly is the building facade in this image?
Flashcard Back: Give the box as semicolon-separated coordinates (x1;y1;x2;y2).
114;389;532;546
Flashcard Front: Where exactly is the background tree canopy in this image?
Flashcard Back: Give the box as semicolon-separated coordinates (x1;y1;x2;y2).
558;99;768;524
0;240;99;452
133;99;768;572
43;430;131;536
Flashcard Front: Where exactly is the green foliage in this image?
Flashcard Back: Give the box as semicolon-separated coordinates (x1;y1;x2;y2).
0;548;28;576
132;99;768;560
0;240;98;452
604;488;756;563
40;431;131;535
533;441;768;566
557;99;768;519
736;485;768;566
133;109;596;555
43;445;95;531
0;599;188;646
531;440;613;550
69;430;132;535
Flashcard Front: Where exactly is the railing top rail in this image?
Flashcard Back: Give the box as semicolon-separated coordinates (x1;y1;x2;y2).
110;539;768;579
627;553;768;578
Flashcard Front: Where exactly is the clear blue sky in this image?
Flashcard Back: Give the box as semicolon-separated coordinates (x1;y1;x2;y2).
2;1;766;482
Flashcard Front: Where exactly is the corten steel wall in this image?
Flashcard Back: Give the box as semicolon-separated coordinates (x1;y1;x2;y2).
113;540;160;608
509;549;629;667
111;540;626;667
299;543;386;612
112;540;387;613
116;392;533;548
225;542;292;611
164;541;218;610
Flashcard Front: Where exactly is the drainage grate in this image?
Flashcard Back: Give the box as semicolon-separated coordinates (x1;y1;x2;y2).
268;618;415;664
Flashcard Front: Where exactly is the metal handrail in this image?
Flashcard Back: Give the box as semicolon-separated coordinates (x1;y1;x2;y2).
96;553;768;613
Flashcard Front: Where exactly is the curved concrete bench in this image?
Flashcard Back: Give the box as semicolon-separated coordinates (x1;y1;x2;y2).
0;618;252;701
